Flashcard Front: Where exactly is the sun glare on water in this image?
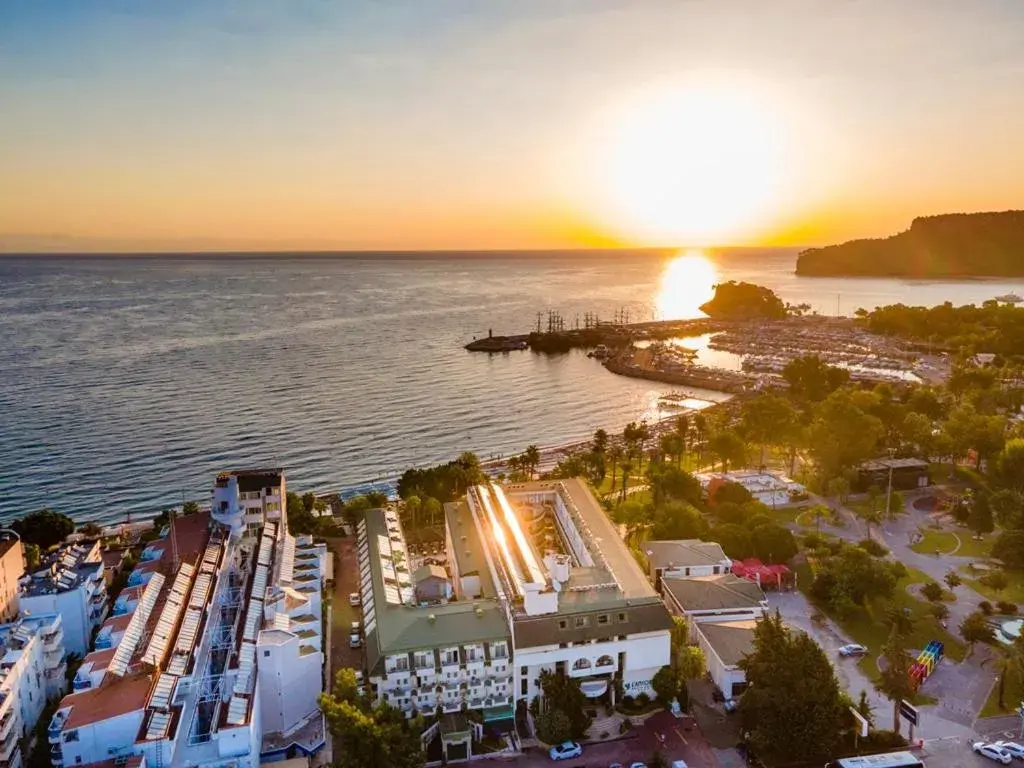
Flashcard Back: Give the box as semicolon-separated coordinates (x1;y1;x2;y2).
655;250;719;320
596;80;790;245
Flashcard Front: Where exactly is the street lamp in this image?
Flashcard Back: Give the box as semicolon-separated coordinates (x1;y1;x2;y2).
885;448;896;520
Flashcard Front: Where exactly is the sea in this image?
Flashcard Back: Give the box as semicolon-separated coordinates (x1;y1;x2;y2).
2;248;1020;526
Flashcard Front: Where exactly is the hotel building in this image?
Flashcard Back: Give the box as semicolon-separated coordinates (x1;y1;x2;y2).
0;613;67;768
358;478;672;728
20;539;108;658
47;470;327;768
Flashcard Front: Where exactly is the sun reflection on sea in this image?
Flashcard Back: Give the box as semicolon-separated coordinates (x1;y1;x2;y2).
655;250;719;320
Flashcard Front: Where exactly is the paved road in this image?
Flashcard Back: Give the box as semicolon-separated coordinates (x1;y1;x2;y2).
512;712;721;767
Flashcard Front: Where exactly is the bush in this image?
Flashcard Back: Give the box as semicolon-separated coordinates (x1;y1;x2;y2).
920;581;944;602
535;709;572;745
998;601;1018;615
621;694;634;707
890;561;909;580
981;571;1011;592
858;538;889;557
980;600;994;616
619;720;632;734
600;731;610;739
930;603;950;621
803;532;826;550
636;692;650;706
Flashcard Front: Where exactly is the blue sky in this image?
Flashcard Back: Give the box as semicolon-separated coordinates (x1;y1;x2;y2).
2;0;1024;250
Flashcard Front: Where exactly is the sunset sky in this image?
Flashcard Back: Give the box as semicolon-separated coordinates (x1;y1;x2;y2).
2;0;1023;251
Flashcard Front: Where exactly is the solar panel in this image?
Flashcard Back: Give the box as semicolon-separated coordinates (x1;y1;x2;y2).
243;598;263;642
265;522;277;538
200;542;221;573
234;644;256;695
174;609;202;654
189;573;212;609
400;586;415;603
166;654;188;676
226;696;248;726
376;534;392;557
146;711;170;740
109;573;165;677
149;673;177;710
258;535;273;567
251;564;268;598
278;536;295;584
273;614;290;631
384;585;401;605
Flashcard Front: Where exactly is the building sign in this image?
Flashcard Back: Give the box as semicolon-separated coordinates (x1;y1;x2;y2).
898;699;919;726
623;678;653;694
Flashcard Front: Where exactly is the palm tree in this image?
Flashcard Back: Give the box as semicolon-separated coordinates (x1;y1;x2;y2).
620;460;634;503
635;420;652;475
607;444;623;493
692;413;708;467
592;429;609;454
675;414;689;468
523;445;541;478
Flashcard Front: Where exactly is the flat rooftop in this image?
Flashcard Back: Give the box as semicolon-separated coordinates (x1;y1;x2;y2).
504;478;660;610
662;573;766;612
696;619;757;667
643;539;730;570
360;507;507;676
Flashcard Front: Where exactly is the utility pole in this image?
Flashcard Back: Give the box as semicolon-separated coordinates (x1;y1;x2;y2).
885;448;896;519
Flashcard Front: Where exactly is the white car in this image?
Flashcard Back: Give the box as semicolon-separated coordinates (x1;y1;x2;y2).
995;742;1024;760
548;741;582;761
629;763;647;768
350;620;361;634
838;643;868;657
349;592;361;607
349;631;361;649
974;742;1013;764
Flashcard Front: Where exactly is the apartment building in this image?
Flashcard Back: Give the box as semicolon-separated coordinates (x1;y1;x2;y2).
20;540;108;657
357;505;514;727
0;535;23;624
211;469;286;536
47;471;327;768
0;613;68;768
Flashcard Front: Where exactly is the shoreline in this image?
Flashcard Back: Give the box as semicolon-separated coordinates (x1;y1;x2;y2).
84;398;738;536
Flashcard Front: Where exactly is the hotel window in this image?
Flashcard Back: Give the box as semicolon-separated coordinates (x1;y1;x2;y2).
617;612;628;623
575;616;588;628
597;614;609;625
713;566;720;574
558;619;568;630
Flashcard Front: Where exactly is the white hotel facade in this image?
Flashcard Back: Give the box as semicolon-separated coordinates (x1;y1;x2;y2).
360;478;672;727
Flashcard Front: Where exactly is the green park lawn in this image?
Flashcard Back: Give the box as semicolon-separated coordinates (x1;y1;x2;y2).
981;663;1024;717
797;563;967;693
910;529;960;556
964;569;1024;605
954;532;995;559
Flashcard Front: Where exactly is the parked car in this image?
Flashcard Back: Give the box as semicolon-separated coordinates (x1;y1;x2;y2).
349;631;362;649
670;762;689;768
548;742;582;761
723;699;738;713
349;592;361;606
974;742;1013;764
629;763;647;768
995;741;1024;760
838;643;868;657
350;620;361;634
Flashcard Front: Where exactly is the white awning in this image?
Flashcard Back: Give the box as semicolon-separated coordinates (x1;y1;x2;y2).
580;680;608;698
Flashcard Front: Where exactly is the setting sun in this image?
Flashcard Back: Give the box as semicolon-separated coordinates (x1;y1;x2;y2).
655;249;719;319
595;81;791;245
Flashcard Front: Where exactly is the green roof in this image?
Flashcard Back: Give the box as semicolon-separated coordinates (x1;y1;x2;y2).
362;508;508;676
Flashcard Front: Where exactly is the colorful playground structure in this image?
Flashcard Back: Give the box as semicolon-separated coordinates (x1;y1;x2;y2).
909;640;944;688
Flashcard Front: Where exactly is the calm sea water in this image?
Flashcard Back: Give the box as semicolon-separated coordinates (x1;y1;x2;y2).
2;249;1020;525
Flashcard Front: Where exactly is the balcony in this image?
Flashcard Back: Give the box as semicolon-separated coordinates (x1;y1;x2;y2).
0;709;15;740
5;744;22;768
1;732;20;761
48;710;69;742
45;662;67;681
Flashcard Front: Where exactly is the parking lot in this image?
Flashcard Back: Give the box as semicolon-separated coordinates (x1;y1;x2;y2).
328;536;364;678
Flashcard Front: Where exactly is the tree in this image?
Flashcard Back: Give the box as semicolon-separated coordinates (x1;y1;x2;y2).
995;439;1024;493
945;572;962;590
677;645;705;683
750;522;798;563
592;428;609;455
741;393;799;468
857;485;885;538
301;491;316;513
77;522;103;538
319;669;424;768
920;581;944;602
287;491;316;535
708;430;747;473
10;509;75;550
648;465;702;508
692;413;708;466
878;625;916;734
674;413;690;466
969;491;996;536
991;489;1024;530
993;530;1024;569
707;524;754;560
650;501;708;541
981;570;1010;593
713;481;753;507
23;542;40;571
739;612;847;764
699;281;787;320
607;444;623;493
782;355;851;402
652;665;681;705
538;670;592;739
807;391;884;479
534;709;572;745
523;445;541;478
182;500;201;515
960;610;996;649
810;545;898;611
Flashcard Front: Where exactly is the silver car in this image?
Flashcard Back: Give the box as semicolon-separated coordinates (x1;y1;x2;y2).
995;742;1024;760
974;742;1013;764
